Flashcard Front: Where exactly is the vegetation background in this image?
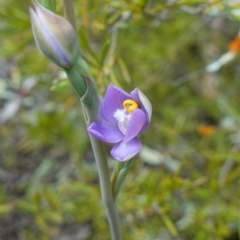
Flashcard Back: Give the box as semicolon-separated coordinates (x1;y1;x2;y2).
0;0;240;239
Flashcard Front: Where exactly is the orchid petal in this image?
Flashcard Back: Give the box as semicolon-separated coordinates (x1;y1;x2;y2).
111;138;142;162
102;84;131;125
131;88;152;121
88;122;124;143
131;88;152;133
138;90;152;121
124;109;146;142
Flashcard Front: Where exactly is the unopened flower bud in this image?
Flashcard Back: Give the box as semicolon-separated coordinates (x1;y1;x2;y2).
29;1;79;69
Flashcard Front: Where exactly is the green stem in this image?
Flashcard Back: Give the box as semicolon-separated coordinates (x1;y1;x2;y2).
65;61;87;98
80;84;122;239
63;1;86;97
62;2;122;239
111;162;120;195
111;159;134;200
88;135;122;240
62;0;77;31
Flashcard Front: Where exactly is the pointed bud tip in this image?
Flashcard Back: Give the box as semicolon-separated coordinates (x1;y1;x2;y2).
30;0;79;69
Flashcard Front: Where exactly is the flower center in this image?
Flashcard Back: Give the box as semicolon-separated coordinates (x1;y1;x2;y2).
113;99;140;135
123;99;140;113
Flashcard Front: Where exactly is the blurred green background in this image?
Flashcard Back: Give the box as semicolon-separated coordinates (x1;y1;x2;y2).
1;0;240;239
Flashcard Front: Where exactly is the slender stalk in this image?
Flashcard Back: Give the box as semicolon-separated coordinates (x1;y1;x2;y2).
62;1;122;239
62;0;81;65
65;61;87;99
80;84;122;239
62;0;77;31
111;159;134;200
62;0;86;96
88;135;122;240
81;96;122;240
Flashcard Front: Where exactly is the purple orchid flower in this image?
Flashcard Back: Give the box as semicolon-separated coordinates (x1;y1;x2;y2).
88;83;152;162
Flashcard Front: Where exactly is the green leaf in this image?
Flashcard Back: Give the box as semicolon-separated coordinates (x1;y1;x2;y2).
50;79;70;92
0;203;14;217
100;39;111;68
117;57;131;84
16;200;38;214
79;29;99;64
